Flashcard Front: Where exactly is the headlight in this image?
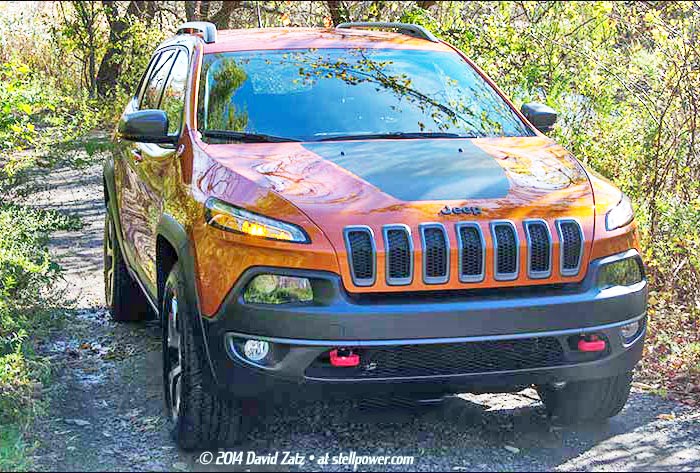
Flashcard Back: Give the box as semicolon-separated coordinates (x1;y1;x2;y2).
243;274;313;304
205;198;309;243
597;256;643;288
605;193;634;231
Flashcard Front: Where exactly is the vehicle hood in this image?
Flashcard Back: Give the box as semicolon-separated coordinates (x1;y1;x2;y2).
202;136;594;227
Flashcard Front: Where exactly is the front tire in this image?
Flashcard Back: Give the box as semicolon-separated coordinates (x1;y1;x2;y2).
162;262;246;450
103;212;150;322
536;372;633;424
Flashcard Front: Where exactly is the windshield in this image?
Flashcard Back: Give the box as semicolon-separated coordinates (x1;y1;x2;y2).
197;48;534;142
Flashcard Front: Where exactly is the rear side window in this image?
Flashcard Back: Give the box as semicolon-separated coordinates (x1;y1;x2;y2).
140;49;177;110
160;51;189;135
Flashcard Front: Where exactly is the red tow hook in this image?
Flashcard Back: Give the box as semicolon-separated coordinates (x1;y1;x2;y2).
329;348;360;367
578;335;606;352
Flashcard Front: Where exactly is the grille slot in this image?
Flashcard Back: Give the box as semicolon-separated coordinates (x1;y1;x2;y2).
344;226;376;286
456;223;485;282
492;222;519;280
525;220;552;279
557;220;584;276
420;224;449;284
383;225;413;285
305;337;566;379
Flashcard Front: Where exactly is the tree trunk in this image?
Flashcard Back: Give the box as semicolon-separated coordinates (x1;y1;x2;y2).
327;1;348;26
417;1;437;10
185;1;198;21
185;1;241;28
209;1;240;29
96;1;153;98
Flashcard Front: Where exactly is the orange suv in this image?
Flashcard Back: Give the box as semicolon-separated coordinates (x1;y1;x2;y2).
103;22;647;449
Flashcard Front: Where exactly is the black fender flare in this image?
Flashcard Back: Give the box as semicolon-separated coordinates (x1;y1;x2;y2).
156;214;219;388
103;158;150;299
103;159;122;246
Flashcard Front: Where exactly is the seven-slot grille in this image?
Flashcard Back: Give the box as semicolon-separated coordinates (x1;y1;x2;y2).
343;219;584;286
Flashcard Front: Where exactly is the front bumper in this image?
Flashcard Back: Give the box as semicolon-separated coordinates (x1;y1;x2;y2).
202;251;647;399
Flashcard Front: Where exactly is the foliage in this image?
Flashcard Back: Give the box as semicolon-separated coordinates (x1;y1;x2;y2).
0;203;81;425
0;424;31;472
0;62;41;150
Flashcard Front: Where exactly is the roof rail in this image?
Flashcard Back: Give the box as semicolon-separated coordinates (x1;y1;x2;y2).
176;21;217;44
336;22;439;43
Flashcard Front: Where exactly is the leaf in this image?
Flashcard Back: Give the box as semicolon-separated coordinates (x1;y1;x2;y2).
64;418;91;426
504;445;520;454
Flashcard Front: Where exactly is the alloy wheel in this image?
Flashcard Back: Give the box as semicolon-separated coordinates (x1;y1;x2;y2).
104;215;115;306
166;296;182;422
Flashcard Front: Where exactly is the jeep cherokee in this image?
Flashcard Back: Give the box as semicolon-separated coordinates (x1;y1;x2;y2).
103;21;647;449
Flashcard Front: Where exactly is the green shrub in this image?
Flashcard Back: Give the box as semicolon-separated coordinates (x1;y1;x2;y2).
0;203;81;426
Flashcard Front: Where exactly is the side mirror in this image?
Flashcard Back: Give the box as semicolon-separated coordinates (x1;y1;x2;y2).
521;102;557;133
118;110;174;144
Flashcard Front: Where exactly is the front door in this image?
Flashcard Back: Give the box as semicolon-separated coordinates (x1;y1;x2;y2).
116;47;188;296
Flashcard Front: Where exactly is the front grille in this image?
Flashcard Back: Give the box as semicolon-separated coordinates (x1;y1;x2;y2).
457;223;484;282
492;222;518;280
525;220;551;278
558;220;583;276
421;224;449;284
344;227;375;286
342;219;585;288
384;226;412;285
305;337;566;379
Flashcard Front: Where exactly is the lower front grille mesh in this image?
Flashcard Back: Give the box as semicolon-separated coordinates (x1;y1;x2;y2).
305;337;566;379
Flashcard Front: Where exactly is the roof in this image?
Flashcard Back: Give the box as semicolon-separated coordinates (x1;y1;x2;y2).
202;27;455;54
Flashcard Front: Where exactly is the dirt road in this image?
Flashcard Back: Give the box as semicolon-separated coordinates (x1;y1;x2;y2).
27;148;700;472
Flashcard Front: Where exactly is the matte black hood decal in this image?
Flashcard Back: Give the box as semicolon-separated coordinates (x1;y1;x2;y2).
302;140;510;201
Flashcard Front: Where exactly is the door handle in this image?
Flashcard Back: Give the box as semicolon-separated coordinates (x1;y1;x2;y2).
130;149;144;163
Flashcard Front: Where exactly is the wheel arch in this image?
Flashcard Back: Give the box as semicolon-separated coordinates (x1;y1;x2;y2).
156;214;219;388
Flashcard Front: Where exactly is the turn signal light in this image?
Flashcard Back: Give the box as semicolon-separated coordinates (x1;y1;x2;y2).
205;197;309;243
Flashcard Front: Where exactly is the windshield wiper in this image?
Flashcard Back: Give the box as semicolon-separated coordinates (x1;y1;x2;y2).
314;132;470;142
203;130;300;143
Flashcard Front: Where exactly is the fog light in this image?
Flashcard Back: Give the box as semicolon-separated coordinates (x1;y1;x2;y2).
620;321;640;340
243;340;269;361
597;256;643;289
244;274;313;304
